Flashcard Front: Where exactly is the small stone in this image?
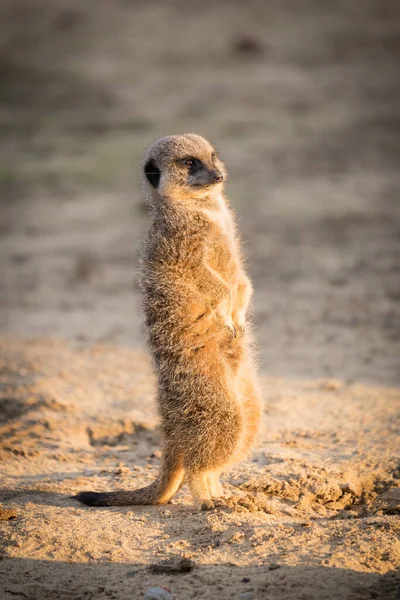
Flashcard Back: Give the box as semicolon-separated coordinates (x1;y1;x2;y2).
144;587;173;600
0;506;17;521
242;577;250;583
149;557;195;574
269;563;281;571
339;482;361;496
239;593;254;600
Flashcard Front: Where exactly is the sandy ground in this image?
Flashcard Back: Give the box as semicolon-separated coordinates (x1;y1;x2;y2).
0;0;400;598
0;338;399;599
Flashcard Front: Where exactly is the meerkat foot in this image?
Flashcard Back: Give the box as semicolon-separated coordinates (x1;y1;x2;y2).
200;498;230;511
188;470;226;510
200;499;216;511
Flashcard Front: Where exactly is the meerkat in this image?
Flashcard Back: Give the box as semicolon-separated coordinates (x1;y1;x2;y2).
75;133;262;509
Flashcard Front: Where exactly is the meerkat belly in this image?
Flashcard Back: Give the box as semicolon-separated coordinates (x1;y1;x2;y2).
201;205;241;330
205;246;238;329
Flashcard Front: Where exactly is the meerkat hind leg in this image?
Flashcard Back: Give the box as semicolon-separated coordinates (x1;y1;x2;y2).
206;471;224;498
188;470;225;510
187;471;213;510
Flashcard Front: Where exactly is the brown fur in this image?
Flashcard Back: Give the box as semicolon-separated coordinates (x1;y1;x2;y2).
75;133;262;509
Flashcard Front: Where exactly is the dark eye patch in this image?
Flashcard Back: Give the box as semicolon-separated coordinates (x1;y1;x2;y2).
144;158;161;188
182;157;203;172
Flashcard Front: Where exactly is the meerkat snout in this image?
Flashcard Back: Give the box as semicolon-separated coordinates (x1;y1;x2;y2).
143;133;226;204
183;157;224;188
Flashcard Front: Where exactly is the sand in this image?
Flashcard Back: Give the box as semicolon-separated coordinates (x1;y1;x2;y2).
0;338;399;599
1;0;400;598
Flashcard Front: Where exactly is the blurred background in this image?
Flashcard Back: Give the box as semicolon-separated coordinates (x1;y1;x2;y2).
0;0;399;385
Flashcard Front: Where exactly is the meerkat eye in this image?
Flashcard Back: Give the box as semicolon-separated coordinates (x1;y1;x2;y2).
183;158;195;168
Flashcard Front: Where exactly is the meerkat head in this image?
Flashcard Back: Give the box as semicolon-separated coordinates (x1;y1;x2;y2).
142;134;226;207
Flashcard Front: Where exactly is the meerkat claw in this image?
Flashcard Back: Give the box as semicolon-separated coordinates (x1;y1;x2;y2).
237;324;245;337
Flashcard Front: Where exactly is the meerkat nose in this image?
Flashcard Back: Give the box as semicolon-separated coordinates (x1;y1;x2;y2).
211;171;224;183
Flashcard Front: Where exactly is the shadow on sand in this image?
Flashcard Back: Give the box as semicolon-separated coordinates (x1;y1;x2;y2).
0;556;398;600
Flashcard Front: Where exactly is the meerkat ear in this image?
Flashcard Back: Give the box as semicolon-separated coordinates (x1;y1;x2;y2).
144;158;161;188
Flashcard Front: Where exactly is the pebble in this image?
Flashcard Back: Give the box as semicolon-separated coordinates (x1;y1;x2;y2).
339;481;360;496
144;587;173;600
0;506;17;521
149;557;195;574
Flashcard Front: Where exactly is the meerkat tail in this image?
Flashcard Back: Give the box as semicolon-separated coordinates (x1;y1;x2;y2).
74;452;184;507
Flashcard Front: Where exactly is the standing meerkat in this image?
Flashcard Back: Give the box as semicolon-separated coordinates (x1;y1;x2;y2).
75;133;262;509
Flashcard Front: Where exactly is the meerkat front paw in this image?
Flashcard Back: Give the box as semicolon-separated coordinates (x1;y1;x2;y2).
228;323;237;338
231;315;245;339
216;310;236;339
238;327;245;338
235;306;246;330
235;323;245;337
216;298;235;337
